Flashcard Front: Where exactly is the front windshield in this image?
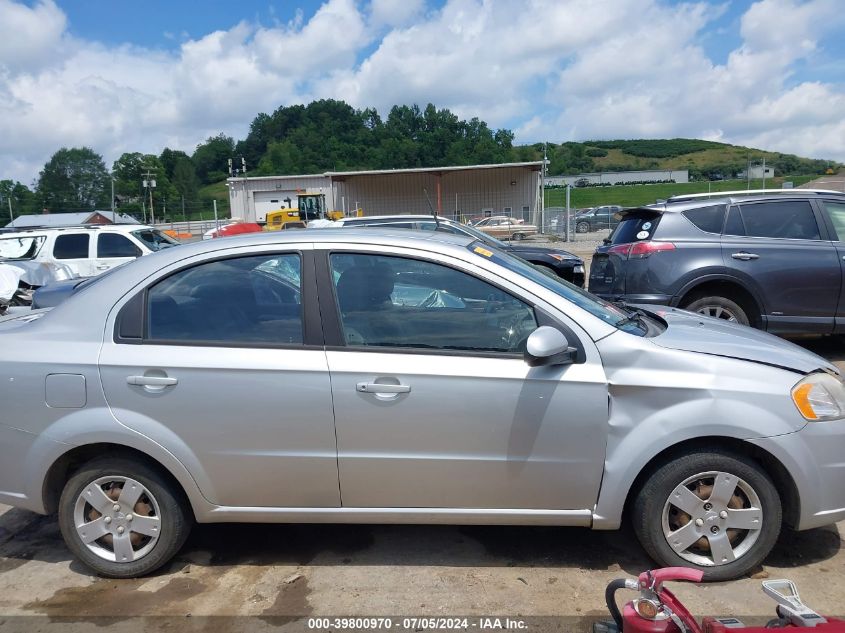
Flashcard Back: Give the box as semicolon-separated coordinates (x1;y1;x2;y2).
0;236;46;260
132;229;179;251
466;240;636;330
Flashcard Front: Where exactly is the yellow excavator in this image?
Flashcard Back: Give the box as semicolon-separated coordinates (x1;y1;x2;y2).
265;192;357;230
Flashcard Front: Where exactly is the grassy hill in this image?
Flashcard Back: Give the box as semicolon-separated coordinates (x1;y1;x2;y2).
535;138;838;179
545;175;818;209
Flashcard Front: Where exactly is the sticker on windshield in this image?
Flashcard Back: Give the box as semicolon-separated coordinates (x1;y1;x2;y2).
641;222;652;230
473;246;494;257
636;230;649;240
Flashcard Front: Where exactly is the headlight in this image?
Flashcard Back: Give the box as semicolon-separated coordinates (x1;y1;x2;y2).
574;265;585;273
791;372;845;421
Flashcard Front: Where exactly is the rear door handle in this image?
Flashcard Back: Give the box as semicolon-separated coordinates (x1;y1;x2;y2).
127;375;178;387
356;382;411;394
731;252;759;261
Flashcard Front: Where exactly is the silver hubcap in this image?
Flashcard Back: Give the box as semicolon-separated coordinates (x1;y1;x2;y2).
74;476;162;563
661;471;763;567
696;304;738;322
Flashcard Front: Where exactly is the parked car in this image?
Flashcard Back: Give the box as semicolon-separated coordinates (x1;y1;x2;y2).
331;215;585;286
1;228;843;580
473;216;538;240
588;189;845;334
573;205;623;233
0;224;179;279
202;221;264;239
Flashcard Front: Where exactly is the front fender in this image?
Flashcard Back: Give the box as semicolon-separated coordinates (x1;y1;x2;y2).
592;336;805;529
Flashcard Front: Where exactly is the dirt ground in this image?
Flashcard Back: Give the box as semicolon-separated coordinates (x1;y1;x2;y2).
1;339;844;631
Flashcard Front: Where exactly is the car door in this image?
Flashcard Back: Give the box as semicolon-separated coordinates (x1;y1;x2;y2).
816;199;845;333
98;246;341;508
94;232;142;274
318;246;608;511
720;199;839;333
51;232;95;277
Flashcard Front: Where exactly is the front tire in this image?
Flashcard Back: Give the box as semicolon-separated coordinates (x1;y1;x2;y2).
58;456;191;578
576;221;590;233
632;450;781;581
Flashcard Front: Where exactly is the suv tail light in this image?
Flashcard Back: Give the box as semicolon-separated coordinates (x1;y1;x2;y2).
607;241;675;259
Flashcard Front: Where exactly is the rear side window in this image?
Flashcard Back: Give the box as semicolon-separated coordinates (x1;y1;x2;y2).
53;234;90;259
738;201;820;240
682;205;726;234
822;201;845;240
98;233;140;258
609;211;662;244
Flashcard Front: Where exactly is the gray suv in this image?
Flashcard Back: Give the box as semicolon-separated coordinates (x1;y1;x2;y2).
589;190;845;334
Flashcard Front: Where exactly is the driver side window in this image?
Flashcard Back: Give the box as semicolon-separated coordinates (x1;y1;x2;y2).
330;253;538;353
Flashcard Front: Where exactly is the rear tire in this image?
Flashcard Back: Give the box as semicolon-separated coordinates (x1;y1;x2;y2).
632;450;781;581
683;295;750;326
58;456;191;578
511;233;526;241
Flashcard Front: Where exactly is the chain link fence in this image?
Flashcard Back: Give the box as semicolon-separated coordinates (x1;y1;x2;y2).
539;206;614;247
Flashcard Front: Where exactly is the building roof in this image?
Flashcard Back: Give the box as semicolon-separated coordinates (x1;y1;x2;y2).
227;161;545;184
6;211;140;228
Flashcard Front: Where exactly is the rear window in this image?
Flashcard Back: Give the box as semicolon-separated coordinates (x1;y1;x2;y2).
739;201;819;240
609;211;662;244
682;204;726;234
53;234;90;259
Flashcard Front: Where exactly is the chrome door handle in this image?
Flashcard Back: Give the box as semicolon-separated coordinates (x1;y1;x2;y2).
731;252;759;261
356;382;410;394
127;375;178;387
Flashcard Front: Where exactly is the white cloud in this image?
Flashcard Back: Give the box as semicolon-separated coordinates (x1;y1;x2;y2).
1;0;844;186
369;0;426;28
0;0;66;74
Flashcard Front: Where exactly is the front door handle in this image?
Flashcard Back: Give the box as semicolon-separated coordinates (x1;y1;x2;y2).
127;375;178;387
731;252;759;261
356;382;411;394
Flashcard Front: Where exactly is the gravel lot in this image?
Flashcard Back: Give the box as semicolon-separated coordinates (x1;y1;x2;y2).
1;337;843;631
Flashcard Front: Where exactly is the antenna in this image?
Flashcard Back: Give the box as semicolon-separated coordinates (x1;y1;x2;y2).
422;188;440;228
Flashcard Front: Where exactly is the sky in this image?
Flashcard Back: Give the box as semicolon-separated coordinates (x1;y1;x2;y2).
1;0;844;185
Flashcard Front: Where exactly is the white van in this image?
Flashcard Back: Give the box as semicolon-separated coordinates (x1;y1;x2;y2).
0;225;179;278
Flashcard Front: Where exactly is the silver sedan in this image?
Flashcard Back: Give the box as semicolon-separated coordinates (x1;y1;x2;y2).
1;229;844;580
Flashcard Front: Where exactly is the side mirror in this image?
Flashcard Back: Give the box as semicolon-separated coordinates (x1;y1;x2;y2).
524;326;577;367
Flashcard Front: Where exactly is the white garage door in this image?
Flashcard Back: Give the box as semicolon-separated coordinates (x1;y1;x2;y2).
254;191;298;222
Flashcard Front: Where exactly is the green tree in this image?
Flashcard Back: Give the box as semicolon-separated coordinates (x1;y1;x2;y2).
159;148;191;180
35;147;111;212
171;158;200;203
0;180;37;223
193;133;236;184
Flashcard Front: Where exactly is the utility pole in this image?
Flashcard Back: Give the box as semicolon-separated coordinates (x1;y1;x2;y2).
142;168;156;225
7;195;13;223
229;156;247;221
541;143;547;234
762;157;767;189
110;176;116;222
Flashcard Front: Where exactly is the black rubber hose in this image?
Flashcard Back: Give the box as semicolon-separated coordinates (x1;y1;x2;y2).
606;578;628;630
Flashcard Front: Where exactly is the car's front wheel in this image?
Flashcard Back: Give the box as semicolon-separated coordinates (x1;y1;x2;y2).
576;221;590;233
632;449;781;581
58;456;191;578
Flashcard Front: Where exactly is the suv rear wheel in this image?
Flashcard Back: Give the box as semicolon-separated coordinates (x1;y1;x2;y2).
683;295;749;326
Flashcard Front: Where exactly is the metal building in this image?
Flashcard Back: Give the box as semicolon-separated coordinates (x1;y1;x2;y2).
227;162;544;224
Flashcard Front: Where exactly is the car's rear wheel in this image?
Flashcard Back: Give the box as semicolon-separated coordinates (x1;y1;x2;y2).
58;456;191;578
576;221;590;233
511;232;526;241
632;450;781;581
683;295;749;326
